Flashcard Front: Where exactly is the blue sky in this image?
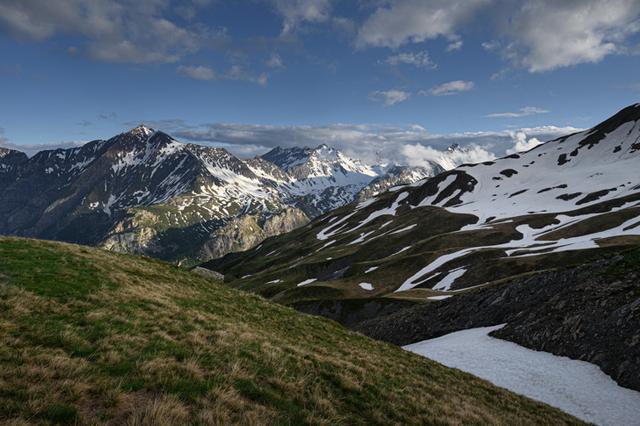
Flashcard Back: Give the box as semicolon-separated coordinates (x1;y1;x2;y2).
1;0;639;164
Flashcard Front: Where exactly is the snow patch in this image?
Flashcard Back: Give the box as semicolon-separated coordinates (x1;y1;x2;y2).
297;278;317;287
432;267;467;291
427;295;452;301
404;325;640;426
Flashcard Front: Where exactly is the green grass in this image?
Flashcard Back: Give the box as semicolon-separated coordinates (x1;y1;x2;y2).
0;237;581;425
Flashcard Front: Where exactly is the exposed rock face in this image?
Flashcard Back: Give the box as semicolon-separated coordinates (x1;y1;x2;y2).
199;208;309;261
191;266;224;281
356;253;640;392
101;206;309;264
101;210;163;256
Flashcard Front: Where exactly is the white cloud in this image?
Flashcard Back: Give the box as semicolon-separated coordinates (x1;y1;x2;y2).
357;1;640;72
177;65;216;81
177;64;268;85
402;143;496;170
423;80;474;96
506;131;544;154
357;0;489;48
369;90;411;106
0;0;221;64
486;106;549;118
446;39;463;52
497;0;640;72
164;120;580;167
271;0;331;34
4;121;580;165
266;52;284;69
385;51;436;69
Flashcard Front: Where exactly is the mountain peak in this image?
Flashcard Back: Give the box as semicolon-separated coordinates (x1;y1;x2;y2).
128;124;155;137
446;143;461;152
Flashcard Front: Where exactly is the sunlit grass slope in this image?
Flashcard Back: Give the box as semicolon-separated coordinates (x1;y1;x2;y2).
0;237;581;425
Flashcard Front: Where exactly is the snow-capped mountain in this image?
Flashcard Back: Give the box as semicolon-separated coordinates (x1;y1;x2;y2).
263;145;386;216
255;144;441;216
205;103;640;298
0;126;436;263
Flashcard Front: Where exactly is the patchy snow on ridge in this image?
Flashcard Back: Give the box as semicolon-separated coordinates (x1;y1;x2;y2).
436;112;640;222
395;202;640;292
404;325;640;426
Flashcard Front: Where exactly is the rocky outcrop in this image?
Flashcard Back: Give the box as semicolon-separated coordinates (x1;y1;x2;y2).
191;266;224;281
101;210;162;255
200;208;309;261
356;252;640;391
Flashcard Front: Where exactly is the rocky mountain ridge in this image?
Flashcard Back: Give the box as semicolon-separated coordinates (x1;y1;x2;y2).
0;126;436;264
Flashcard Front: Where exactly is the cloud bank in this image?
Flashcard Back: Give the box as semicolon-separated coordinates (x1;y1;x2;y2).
357;0;640;72
0;0;222;64
424;80;475;96
158;121;581;168
369;90;411;106
486;106;550;118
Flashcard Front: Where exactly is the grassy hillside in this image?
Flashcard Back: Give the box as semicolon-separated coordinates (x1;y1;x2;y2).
0;237;581;425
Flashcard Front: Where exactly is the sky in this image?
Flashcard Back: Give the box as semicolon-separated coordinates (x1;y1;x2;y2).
1;0;639;165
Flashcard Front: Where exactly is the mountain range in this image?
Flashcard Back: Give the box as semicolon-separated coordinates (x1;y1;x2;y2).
203;103;640;392
0;126;446;264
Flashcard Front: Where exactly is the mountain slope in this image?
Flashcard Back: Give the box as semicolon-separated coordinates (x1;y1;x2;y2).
0;237;580;425
0;128;436;265
205;104;640;297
